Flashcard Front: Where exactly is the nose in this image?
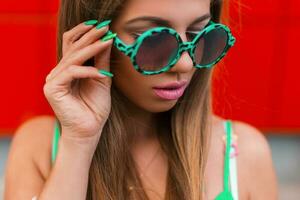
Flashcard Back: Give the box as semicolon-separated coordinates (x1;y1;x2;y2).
167;31;194;74
168;51;194;74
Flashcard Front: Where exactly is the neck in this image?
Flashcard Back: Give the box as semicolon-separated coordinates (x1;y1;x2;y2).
117;93;159;144
126;103;159;142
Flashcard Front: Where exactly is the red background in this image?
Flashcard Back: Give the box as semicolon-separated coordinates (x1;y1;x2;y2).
0;0;299;135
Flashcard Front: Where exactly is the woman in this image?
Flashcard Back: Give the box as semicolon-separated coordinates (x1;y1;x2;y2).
4;0;278;199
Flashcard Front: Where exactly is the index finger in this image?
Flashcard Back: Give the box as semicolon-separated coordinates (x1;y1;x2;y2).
62;20;99;55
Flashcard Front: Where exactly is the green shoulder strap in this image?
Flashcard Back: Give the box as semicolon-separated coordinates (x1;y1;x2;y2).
51;119;60;165
215;120;234;200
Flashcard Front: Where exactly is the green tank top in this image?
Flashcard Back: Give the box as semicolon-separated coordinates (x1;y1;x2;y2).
51;120;237;200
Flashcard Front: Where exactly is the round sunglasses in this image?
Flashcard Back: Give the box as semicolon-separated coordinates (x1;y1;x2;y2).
106;20;236;75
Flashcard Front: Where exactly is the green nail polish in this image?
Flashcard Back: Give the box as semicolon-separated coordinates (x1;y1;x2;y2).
99;69;113;77
96;20;112;30
101;33;117;42
84;20;98;26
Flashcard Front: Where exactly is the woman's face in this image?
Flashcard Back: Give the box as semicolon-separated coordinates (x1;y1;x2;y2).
110;0;211;113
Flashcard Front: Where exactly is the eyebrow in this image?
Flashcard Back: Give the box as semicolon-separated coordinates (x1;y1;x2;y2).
124;13;211;27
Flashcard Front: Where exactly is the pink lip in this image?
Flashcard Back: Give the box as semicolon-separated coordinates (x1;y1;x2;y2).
152;80;188;100
153;85;187;100
153;81;187;89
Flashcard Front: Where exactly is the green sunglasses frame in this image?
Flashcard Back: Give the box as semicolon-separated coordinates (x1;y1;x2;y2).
107;20;236;75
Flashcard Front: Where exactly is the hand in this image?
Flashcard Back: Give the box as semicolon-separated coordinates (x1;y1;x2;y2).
43;20;115;143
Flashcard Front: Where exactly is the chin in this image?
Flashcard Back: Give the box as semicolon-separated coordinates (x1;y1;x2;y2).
139;99;178;113
114;86;179;113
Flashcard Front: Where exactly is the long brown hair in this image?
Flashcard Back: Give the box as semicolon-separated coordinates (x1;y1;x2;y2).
57;0;229;199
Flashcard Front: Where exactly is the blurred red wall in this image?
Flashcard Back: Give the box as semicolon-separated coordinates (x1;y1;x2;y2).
0;0;299;135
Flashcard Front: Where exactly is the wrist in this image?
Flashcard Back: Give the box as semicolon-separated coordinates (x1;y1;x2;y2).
59;130;102;159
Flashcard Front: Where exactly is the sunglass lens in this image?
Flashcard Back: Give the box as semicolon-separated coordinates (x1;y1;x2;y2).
136;31;178;72
194;28;228;66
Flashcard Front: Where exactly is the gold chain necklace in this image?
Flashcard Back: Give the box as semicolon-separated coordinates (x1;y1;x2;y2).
137;144;161;178
128;145;165;200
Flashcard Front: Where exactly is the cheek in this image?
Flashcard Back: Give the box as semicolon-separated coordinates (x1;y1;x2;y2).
110;50;178;112
111;49;146;94
111;50;153;106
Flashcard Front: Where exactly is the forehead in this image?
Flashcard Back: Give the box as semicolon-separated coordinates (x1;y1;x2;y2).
116;0;211;26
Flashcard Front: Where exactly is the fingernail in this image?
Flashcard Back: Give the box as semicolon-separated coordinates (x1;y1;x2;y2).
96;20;112;30
99;69;113;77
101;32;117;42
84;19;98;26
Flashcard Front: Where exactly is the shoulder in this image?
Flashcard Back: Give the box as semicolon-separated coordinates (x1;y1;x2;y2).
232;120;270;154
210;116;272;155
10;115;56;177
4;115;56;199
231;119;279;199
232;120;273;164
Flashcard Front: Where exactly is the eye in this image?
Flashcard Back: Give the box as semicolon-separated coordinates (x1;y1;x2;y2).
186;25;207;41
131;33;141;39
186;31;199;41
